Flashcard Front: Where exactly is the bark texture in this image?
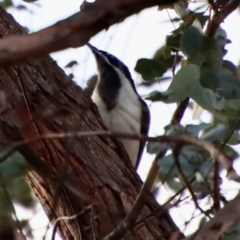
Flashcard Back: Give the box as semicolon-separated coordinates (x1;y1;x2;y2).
0;7;179;240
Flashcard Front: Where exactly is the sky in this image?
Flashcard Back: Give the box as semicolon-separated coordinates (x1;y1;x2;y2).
7;0;240;239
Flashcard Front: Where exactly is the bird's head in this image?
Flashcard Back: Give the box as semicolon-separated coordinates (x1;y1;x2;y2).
87;43;136;91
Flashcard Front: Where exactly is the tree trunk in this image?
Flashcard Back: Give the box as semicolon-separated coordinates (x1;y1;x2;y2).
0;7;179;240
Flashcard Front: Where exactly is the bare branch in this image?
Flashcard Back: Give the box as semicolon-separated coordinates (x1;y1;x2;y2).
170;97;189;125
207;0;217;12
0;130;235;176
0;0;178;65
206;0;240;37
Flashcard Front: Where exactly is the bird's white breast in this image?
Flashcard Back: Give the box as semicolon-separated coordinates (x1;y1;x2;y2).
91;71;142;166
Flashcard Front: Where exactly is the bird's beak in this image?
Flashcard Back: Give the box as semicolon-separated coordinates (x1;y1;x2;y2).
87;43;98;55
87;43;106;74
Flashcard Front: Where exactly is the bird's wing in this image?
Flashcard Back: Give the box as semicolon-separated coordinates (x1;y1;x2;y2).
135;98;150;170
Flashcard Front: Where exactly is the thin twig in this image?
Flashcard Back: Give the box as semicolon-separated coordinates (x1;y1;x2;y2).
51;207;92;240
0;131;234;174
172;148;209;217
130;186;192;236
212;161;220;212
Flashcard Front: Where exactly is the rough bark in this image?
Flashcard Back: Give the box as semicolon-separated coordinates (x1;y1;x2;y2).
0;7;179;240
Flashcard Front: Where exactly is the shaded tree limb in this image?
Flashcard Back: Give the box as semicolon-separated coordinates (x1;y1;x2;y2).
0;0;177;65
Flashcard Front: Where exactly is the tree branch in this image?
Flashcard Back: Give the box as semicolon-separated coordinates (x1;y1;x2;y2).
0;0;177;65
188;194;240;240
0;130;235;176
206;0;240;37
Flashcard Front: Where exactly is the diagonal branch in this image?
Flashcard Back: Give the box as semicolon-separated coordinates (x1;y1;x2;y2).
188;194;240;240
0;0;177;65
206;0;240;37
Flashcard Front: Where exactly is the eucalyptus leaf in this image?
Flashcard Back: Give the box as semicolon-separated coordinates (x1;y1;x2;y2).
180;26;203;58
146;91;170;102
185;123;210;137
200;124;227;143
0;151;30;179
226;132;240;145
163;64;200;103
22;0;38;2
223;60;237;74
203;49;223;70
199;66;219;90
9;177;36;208
217;68;240;99
135;58;175;80
188;81;226;122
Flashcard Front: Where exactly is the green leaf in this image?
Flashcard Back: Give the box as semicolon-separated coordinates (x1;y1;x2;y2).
135;56;179;80
225;99;240;110
185;123;210;136
225;106;240;118
0;0;13;8
180;26;203;58
163;46;171;59
146;91;170;102
158;145;211;179
199;66;219;90
180;25;221;65
163;64;200;102
200;124;227;143
22;0;39;2
135;59;168;80
223;145;238;159
222;60;237;74
203;49;223;69
217;68;240;99
188;81;226;121
0;151;30;179
226;132;240;145
9;177;36;208
166;33;182;51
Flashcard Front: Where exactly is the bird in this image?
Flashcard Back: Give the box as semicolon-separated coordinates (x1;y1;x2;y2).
87;43;150;169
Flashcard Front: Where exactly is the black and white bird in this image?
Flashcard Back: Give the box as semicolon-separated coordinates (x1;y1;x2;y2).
87;43;150;169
